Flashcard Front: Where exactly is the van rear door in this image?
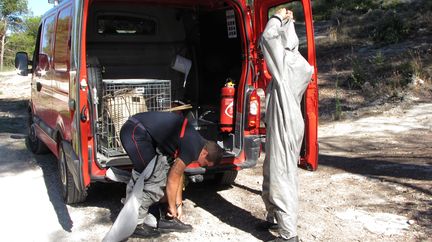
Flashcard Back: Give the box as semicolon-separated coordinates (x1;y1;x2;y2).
252;0;318;170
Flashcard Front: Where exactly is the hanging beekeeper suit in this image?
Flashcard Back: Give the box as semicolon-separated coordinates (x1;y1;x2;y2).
260;8;314;242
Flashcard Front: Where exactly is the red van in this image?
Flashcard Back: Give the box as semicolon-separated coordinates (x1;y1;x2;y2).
16;0;318;204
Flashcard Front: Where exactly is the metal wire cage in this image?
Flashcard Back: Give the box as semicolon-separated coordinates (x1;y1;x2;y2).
98;79;171;157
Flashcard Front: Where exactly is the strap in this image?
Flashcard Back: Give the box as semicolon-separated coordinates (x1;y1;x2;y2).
179;118;188;138
270;15;283;25
142;155;157;181
103;155;158;242
173;118;189;159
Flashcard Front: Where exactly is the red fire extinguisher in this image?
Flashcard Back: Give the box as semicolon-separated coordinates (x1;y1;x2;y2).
220;79;235;132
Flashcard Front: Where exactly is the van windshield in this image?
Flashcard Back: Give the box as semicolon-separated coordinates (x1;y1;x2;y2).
97;14;156;35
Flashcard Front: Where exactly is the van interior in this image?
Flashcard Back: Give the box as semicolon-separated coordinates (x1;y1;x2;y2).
85;1;244;165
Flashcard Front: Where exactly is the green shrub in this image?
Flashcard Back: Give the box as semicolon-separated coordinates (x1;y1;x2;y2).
381;0;404;9
392;62;412;88
371;51;385;66
371;10;411;44
334;79;343;120
313;0;379;20
346;56;368;89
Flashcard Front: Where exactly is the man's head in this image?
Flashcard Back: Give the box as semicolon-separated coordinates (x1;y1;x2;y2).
197;141;224;167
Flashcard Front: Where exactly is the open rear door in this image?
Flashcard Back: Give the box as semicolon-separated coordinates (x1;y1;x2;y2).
252;0;318;170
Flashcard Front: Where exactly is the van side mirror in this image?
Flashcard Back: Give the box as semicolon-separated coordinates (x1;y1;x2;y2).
15;52;30;76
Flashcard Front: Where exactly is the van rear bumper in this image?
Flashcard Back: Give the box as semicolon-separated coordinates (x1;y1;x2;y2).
184;135;261;175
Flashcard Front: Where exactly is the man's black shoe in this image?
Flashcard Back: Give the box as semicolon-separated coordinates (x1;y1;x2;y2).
158;217;193;233
133;223;161;238
256;221;279;231
267;236;299;242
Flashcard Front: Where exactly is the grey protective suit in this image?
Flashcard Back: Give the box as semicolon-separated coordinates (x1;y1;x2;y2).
260;15;314;239
103;155;169;242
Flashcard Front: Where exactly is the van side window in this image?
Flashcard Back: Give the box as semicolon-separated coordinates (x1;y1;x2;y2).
54;6;72;71
41;15;56;59
32;26;42;71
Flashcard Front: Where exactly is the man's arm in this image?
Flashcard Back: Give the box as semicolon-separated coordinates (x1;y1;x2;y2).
176;174;184;219
166;158;186;218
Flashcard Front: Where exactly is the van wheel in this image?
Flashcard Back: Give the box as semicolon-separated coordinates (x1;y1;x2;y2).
27;115;49;154
214;170;238;186
58;144;87;204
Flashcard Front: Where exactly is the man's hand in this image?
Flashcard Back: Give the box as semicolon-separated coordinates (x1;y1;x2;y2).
166;158;186;218
176;203;183;220
275;8;293;20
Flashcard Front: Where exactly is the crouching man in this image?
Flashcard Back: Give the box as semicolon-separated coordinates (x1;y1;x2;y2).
104;111;224;241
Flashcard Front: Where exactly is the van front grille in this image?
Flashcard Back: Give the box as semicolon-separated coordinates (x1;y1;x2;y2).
98;79;171;157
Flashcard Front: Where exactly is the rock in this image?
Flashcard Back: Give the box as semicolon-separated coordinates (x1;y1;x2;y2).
362;81;373;93
412;77;425;86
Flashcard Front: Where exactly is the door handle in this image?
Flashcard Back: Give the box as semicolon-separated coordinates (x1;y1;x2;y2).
36;82;42;92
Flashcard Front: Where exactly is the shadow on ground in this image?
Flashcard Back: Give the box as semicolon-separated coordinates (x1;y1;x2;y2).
319;152;432;232
30;147;125;232
31;151;74;232
0;98;28;134
185;182;275;241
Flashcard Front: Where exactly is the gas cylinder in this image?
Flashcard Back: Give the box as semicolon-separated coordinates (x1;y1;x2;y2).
220;80;235;132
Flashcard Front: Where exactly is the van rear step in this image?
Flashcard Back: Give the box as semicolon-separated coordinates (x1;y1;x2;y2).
97;154;132;167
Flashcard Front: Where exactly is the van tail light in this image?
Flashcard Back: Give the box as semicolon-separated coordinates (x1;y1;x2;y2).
248;90;260;130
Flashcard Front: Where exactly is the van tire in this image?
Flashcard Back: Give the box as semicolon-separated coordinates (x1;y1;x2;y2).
27;114;49;154
58;144;87;204
215;170;238;185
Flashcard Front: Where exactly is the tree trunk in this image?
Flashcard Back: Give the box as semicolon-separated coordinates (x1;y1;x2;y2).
0;21;7;72
0;33;5;72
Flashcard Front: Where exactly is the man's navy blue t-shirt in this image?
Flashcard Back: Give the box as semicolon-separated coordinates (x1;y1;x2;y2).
131;112;205;165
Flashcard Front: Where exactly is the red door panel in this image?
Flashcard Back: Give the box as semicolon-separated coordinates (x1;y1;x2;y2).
53;5;73;141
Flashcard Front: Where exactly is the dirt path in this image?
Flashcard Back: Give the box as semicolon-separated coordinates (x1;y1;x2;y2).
0;71;430;241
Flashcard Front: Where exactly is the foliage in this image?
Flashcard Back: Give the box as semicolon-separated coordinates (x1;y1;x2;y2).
334;79;342;120
347;56;367;89
312;0;379;20
372;51;385;67
3;16;40;68
4;32;33;66
0;0;27;17
371;10;411;44
1;0;29;71
343;49;431;95
23;15;40;39
0;0;28;31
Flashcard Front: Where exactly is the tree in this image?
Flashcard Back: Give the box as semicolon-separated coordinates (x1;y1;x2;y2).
0;0;28;71
24;15;40;39
4;32;33;66
4;16;40;67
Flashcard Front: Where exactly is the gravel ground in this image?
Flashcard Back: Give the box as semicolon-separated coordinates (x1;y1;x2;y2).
0;71;431;242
